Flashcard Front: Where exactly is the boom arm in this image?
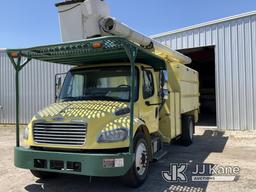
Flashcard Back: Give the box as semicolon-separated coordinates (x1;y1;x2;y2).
56;0;191;64
100;17;191;64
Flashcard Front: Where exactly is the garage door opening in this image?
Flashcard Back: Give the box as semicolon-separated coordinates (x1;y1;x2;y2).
179;46;216;126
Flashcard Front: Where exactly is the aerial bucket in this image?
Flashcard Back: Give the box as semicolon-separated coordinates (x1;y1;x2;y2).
56;0;109;42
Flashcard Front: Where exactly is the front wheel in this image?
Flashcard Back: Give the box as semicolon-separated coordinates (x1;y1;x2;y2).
123;132;150;188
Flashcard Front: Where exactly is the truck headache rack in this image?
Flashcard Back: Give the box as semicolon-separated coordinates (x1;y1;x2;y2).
6;36;167;154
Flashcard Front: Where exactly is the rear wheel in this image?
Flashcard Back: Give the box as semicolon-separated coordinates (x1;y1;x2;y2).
123;132;150;188
181;115;194;146
30;170;58;179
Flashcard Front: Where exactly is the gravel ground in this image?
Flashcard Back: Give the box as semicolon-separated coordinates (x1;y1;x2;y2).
0;125;256;192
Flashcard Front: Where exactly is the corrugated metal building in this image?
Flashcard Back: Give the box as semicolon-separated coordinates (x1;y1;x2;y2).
152;11;256;130
0;11;255;130
0;50;70;124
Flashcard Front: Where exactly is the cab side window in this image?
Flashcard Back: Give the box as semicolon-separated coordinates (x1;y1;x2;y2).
143;70;154;99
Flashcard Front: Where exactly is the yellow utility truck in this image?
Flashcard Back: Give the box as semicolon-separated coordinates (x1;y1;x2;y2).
7;0;199;187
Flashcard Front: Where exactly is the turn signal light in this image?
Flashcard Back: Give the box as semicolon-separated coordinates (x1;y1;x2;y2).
92;42;102;49
10;52;19;58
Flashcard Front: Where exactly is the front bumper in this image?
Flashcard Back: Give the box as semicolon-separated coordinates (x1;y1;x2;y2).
14;147;133;177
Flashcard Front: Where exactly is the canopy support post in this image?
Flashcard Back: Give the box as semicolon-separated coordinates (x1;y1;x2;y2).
123;44;138;154
7;52;31;147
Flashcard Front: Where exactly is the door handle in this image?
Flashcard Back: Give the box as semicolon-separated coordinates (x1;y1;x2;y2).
145;101;162;106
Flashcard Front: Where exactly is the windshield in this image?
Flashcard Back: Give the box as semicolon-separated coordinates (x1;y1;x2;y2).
59;66;138;102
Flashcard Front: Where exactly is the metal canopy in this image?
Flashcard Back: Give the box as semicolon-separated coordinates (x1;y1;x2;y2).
7;36;167;155
6;36;166;70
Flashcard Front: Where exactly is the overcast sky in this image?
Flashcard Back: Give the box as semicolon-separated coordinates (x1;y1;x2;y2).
0;0;255;48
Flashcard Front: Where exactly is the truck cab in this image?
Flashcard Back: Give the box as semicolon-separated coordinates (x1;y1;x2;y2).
26;63;164;150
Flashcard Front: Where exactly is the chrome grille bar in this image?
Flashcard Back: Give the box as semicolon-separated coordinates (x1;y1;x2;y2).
33;122;87;146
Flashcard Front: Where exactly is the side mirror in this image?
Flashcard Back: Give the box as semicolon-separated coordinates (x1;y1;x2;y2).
162;87;169;100
159;70;169;101
160;70;167;87
160;74;165;88
55;72;67;102
55;77;62;102
159;83;169;101
57;77;62;90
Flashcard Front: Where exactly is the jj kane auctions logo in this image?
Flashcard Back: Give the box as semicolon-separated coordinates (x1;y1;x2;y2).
162;163;240;182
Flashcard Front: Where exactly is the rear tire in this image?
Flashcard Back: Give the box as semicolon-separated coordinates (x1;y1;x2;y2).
122;132;150;188
181;115;194;146
30;170;58;179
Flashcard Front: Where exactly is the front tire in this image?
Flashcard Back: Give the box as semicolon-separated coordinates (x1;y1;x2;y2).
30;170;58;179
123;132;150;188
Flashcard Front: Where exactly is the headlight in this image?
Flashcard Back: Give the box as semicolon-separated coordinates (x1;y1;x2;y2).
23;127;29;140
97;128;129;143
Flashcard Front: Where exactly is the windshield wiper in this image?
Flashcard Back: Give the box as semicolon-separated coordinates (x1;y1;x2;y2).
60;96;86;101
60;97;76;101
88;95;128;101
61;95;128;102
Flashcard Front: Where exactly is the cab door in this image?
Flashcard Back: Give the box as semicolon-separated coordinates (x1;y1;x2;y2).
140;68;159;133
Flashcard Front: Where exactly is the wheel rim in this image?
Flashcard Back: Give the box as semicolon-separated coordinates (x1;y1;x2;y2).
189;120;193;140
135;142;147;176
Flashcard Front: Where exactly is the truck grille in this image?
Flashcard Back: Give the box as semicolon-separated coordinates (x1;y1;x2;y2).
33;122;87;146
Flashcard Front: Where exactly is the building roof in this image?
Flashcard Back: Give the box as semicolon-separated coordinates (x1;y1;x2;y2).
151;10;256;38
